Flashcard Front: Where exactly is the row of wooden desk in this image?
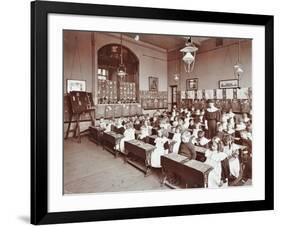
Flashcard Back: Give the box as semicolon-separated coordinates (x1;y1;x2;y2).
88;126;215;188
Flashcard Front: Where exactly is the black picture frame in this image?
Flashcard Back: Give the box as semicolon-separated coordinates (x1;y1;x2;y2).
149;76;159;91
66;79;86;93
219;79;239;89
31;1;274;224
186;78;199;90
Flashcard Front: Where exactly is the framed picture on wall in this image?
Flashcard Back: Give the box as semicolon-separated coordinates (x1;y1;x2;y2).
186;78;198;90
66;79;86;93
31;1;273;225
149;76;158;91
219;79;239;89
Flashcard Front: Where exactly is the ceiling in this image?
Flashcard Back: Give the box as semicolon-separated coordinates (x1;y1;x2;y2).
124;33;210;51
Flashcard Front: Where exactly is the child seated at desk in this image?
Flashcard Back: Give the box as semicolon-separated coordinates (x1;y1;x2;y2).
150;130;169;168
216;123;225;141
192;122;202;138
160;117;171;130
188;118;195;130
177;118;184;130
194;109;201;124
221;114;228;131
239;131;252;183
98;117;107;130
104;119;113;132
227;108;235;119
153;109;161;117
224;122;235;136
182;117;190;131
172;116;179;127
221;112;228;124
204;138;228;188
134;118;141;125
236;118;246;131
138;120;152;141
238;131;252;161
197;130;210;148
246;122;252;141
179;135;197;160
223;135;240;179
228;117;235;129
242;113;251;123
181;130;192;143
116;118;125;134
119;123;135;154
184;110;192;119
150;116;160;128
171;126;181;154
170;109;176;121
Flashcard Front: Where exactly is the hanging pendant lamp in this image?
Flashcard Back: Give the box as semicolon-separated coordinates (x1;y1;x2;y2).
233;40;244;76
117;34;127;78
180;37;198;73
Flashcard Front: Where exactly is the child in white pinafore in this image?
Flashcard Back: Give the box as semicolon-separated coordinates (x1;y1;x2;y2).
204;139;228;188
223;135;240;178
139;120;152;140
119;123;135;154
171;126;181;154
150;130;169;168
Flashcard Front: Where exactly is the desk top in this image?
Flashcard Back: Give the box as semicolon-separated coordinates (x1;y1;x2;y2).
89;126;105;131
148;135;158;139
104;131;124;139
162;153;213;173
125;140;155;151
163;153;187;162
184;159;213;173
194;145;208;154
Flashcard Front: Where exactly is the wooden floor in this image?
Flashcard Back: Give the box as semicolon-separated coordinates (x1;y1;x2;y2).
64;136;168;194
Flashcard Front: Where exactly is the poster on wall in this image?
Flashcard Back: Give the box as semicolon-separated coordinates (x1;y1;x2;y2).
205;89;214;99
187;90;195;99
226;88;234;99
216;89;223;99
181;91;186;99
196;90;203;99
237;87;249;99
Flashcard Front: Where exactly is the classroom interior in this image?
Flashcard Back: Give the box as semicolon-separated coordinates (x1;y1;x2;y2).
63;31;252;194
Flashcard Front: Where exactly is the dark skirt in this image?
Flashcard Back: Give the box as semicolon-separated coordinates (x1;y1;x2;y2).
207;119;217;139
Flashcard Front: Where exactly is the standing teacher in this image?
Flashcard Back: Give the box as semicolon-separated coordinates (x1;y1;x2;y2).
204;99;221;139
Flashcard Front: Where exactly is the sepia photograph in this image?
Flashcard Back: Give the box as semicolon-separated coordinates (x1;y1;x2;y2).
63;31;252;194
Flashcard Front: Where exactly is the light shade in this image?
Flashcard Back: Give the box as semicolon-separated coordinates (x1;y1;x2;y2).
233;63;244;74
236;67;244;74
182;52;194;65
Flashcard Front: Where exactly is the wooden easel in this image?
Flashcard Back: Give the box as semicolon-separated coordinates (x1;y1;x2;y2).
65;91;95;143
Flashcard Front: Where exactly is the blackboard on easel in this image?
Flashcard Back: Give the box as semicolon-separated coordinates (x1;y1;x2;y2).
64;91;95;143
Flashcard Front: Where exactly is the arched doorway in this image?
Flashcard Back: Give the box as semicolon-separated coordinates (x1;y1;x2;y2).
97;44;139;103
